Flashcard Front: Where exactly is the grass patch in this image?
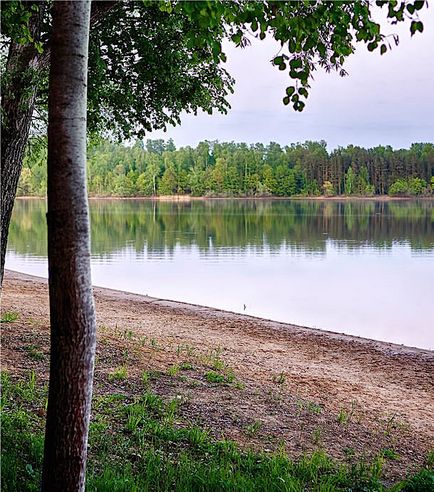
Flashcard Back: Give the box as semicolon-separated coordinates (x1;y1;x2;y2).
23;345;45;362
1;370;433;491
1;311;19;323
108;366;128;382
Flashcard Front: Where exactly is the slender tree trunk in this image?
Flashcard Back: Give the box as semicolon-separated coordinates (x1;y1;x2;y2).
41;2;94;491
0;2;45;286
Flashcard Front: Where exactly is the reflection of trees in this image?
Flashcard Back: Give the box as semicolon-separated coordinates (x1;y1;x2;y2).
8;199;434;259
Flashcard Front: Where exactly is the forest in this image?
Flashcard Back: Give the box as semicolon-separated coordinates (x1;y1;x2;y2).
19;139;434;198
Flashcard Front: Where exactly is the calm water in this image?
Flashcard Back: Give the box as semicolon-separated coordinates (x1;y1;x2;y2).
6;198;434;349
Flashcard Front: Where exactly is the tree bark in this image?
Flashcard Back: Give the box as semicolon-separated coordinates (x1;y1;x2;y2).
41;2;94;491
0;2;45;286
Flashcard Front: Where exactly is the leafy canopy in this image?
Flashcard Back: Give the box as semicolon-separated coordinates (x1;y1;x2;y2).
1;0;427;138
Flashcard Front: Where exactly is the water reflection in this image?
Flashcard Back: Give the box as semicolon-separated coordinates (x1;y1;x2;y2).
6;198;434;349
8;198;434;258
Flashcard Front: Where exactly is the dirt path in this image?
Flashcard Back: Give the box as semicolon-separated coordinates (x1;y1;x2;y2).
2;270;433;479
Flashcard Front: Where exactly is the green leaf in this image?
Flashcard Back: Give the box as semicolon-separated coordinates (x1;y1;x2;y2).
410;20;424;35
283;96;290;105
380;44;387;55
286;86;295;96
273;56;283;65
289;58;302;69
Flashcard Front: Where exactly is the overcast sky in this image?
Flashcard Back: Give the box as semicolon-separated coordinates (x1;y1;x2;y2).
148;8;434;150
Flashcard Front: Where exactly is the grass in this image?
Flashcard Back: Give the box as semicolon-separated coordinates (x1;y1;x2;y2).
272;371;286;385
23;345;45;362
1;370;434;492
108;366;128;382
1;311;19;323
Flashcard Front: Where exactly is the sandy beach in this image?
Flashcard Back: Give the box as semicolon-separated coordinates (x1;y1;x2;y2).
1;269;433;480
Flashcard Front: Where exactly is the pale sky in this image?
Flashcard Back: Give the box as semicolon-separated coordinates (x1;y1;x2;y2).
148;8;434;150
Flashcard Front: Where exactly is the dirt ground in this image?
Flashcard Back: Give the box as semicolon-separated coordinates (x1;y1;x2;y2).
1;270;433;481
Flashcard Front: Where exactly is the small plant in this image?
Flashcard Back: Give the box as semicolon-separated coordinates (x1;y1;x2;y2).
338;408;349;425
150;338;159;350
180;362;193;371
176;343;196;357
427;450;434;468
312;427;322;446
337;401;356;425
273;371;286;385
384;412;398;436
23;345;45;362
382;448;400;460
167;364;180;377
123;329;134;340
1;311;19;323
343;447;355;458
245;420;262;437
142;371;150;388
205;371;226;384
109;366;128;382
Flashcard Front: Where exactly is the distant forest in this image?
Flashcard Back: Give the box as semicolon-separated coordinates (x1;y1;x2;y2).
18;139;434;197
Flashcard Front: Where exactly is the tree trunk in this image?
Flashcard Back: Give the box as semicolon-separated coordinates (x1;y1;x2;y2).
41;2;94;491
0;2;45;286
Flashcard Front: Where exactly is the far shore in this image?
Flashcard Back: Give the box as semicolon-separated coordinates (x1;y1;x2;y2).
15;194;434;202
2;269;433;480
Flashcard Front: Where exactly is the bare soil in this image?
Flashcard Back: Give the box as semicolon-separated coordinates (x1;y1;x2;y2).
1;270;433;481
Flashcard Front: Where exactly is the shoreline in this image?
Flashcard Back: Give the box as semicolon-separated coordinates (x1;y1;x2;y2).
2;269;433;479
15;194;434;202
5;269;432;356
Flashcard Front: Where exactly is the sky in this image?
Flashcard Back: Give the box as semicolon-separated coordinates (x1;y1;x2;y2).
148;7;434;150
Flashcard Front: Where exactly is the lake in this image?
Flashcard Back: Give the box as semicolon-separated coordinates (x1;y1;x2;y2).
6;198;434;349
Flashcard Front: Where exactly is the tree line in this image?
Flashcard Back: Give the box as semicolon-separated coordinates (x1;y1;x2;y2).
19;139;434;198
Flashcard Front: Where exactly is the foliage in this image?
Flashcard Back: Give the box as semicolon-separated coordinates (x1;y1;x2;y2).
1;311;19;323
18;139;434;198
2;371;432;491
389;177;428;196
1;1;429;138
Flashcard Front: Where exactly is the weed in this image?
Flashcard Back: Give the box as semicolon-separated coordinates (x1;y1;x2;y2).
272;371;286;385
167;364;180;377
150;338;159;350
382;448;400;460
123;329;134;340
142;371;150;388
427;450;434;468
205;370;225;384
23;345;45;362
108;366;128;382
296;398;322;417
1;311;19;323
343;447;355;458
338;408;349;425
245;420;263;437
180;362;193;371
176;343;196;357
312;427;323;446
233;381;245;390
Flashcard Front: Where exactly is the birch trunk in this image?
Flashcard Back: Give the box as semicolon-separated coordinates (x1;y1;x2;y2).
41;2;94;490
